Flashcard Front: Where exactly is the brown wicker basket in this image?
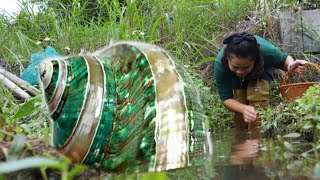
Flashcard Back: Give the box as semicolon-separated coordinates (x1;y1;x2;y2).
279;62;320;101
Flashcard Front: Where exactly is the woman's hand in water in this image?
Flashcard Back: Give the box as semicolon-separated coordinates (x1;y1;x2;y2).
243;105;257;122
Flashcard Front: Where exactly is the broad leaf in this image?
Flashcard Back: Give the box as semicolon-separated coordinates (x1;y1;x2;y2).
12;96;42;121
0;157;63;174
283;133;301;138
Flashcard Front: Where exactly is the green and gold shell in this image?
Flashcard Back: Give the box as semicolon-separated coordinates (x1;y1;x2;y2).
39;41;210;172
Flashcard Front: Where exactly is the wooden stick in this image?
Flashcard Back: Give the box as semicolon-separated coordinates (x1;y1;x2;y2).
0;66;39;96
0;73;31;99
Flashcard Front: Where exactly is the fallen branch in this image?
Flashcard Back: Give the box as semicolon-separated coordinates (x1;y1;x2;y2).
0;73;31;99
0;66;39;97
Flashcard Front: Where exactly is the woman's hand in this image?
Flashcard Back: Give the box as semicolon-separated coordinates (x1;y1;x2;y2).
288;59;308;74
242;105;257;123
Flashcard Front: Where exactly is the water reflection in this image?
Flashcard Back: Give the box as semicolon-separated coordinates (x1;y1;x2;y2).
229;129;260;165
212;130;265;180
211;130;314;180
106;130;317;179
229;138;259;165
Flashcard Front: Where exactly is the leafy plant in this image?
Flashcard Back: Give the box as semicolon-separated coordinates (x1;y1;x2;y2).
259;84;320;135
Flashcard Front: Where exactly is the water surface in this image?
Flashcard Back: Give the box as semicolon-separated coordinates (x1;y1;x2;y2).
211;130;315;180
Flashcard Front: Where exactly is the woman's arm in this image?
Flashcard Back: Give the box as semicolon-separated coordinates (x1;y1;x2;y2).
223;99;257;123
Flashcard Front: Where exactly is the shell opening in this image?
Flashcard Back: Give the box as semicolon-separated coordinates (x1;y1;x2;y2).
39;60;54;89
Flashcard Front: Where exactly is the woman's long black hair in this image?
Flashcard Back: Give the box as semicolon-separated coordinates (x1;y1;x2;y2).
221;32;264;78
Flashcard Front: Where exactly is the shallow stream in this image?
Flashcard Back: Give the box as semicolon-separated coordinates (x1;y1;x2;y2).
89;129;320;179
210;130;317;180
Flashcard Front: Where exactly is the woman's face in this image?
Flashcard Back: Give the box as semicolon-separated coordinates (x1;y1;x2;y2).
228;55;254;78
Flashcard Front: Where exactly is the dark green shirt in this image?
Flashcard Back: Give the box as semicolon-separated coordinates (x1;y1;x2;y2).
214;35;288;101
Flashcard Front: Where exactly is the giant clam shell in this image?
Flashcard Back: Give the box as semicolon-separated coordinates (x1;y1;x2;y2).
39;42;211;172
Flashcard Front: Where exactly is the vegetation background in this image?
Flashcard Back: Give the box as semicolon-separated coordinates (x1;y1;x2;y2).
0;0;320;179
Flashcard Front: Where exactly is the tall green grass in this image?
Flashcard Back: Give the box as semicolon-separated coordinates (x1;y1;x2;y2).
0;0;258;62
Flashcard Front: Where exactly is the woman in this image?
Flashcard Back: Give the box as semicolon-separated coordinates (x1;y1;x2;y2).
214;32;307;131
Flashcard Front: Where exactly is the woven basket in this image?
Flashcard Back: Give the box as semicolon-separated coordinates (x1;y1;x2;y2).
279;62;320;101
